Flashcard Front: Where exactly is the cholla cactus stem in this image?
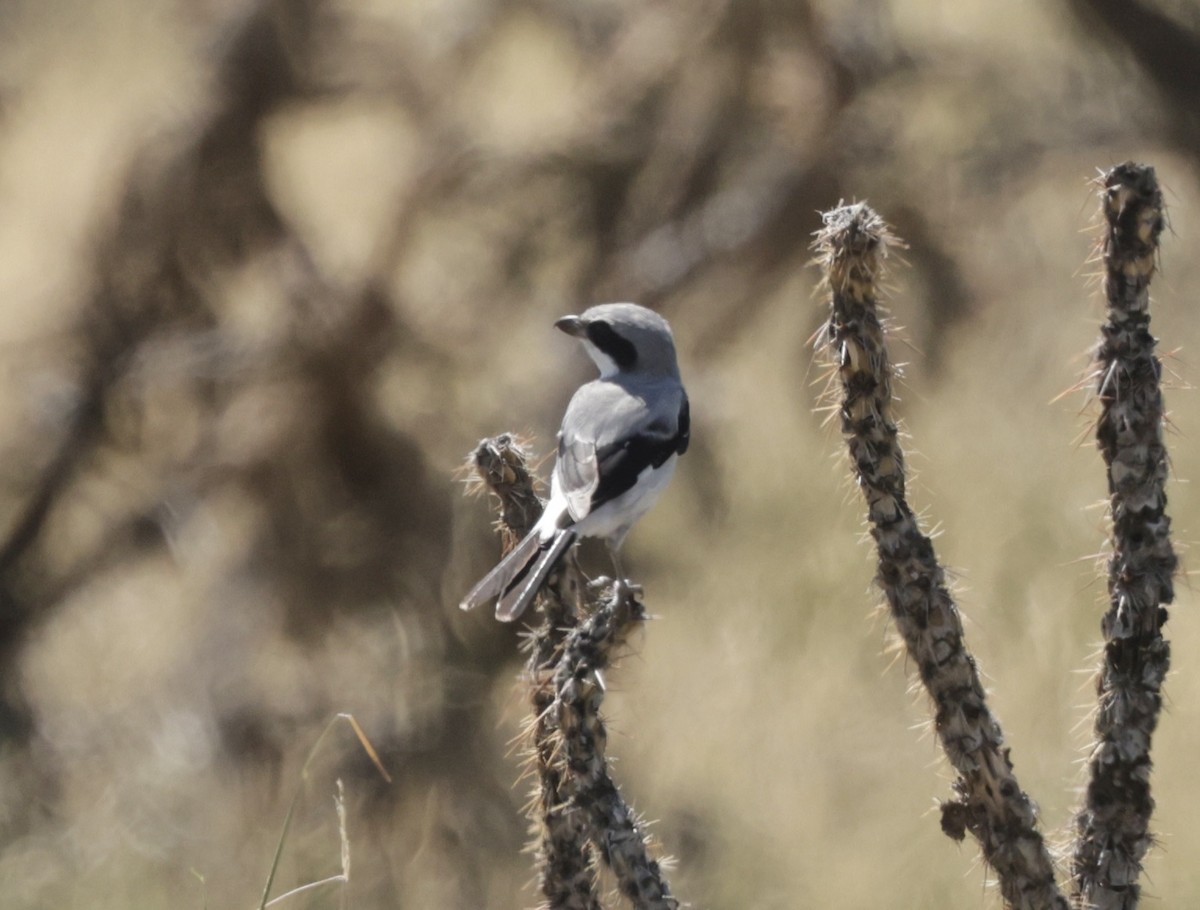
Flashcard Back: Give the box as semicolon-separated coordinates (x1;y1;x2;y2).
814;203;1068;910
554;590;679;910
1071;162;1175;910
468;435;600;910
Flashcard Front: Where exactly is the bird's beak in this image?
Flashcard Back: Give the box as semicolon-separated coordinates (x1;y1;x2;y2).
555;315;586;337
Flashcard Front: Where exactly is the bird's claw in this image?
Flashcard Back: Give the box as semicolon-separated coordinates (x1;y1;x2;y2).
586;576;643;604
612;577;643;604
586;575;613;595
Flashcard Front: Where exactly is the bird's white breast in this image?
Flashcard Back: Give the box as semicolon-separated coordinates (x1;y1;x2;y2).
572;454;677;546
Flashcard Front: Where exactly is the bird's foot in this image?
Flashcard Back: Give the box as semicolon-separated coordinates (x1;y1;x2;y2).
586;576;643;604
612;576;643;604
586;575;612;597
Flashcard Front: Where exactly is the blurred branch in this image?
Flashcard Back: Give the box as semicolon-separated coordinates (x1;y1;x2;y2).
1070;162;1175;910
814;203;1068;910
1064;0;1200;151
0;381;106;577
466;435;675;910
0;0;300;591
0;0;315;744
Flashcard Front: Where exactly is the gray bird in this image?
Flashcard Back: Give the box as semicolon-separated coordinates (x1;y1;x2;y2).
460;302;690;621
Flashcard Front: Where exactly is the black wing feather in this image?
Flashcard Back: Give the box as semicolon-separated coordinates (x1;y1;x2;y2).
676;393;690;455
590;391;690;511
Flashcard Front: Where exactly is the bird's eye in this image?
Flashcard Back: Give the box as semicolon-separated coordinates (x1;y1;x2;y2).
585;321;637;369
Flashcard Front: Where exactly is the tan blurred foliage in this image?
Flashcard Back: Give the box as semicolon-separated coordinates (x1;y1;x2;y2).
1;0;1199;907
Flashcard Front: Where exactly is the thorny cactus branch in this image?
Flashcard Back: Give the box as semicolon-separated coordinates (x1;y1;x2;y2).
1071;163;1175;910
814;204;1069;910
554;589;679;910
469;434;547;551
468;435;600;910
528;595;602;910
467;434;678;909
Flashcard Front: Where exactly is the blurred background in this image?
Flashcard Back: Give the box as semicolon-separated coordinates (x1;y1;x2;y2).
1;0;1199;907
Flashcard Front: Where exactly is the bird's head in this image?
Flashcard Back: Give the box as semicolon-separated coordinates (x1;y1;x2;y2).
555;303;679;380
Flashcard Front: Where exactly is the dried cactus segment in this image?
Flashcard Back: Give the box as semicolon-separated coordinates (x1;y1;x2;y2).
466;435;677;909
816;203;1068;910
1072;162;1175;910
554;589;679;910
466;432;546;546
467;435;600;909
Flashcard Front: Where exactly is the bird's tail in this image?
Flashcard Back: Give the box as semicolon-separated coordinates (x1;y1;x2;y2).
459;527;577;622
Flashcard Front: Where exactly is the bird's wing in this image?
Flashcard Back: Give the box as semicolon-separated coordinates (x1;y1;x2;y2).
557;435;601;522
555;381;689;523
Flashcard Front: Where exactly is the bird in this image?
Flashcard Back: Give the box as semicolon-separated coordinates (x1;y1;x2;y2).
460;302;690;622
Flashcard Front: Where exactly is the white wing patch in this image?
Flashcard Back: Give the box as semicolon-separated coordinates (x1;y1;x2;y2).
557;437;600;522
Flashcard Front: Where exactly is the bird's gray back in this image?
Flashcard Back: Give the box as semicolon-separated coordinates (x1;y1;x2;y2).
554;375;687;523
